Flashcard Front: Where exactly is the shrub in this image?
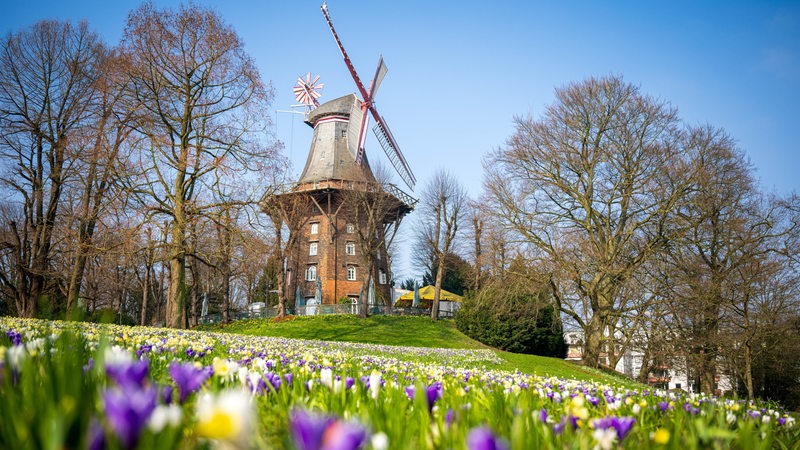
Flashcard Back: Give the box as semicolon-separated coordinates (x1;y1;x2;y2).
456;279;567;357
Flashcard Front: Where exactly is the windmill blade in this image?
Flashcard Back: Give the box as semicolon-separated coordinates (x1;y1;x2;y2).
367;56;388;101
321;3;371;104
372;114;416;190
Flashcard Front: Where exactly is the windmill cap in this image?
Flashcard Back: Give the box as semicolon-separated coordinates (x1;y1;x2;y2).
306;93;360;126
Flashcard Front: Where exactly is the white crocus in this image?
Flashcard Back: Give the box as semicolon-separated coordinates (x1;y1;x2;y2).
196;389;254;448
320;367;333;388
148;404;183;432
369;370;382;400
371;432;389;450
592;427;617;450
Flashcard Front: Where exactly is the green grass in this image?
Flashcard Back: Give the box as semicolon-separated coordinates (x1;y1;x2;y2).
201;314;482;349
198;314;639;387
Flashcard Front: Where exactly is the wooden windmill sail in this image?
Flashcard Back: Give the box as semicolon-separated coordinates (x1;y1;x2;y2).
321;3;416;191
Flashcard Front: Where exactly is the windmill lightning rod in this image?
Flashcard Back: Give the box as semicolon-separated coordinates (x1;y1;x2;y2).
320;3;372;106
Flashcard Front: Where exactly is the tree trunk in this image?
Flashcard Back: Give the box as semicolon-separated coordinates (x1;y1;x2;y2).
473;214;482;291
637;344;653;384
222;270;231;323
140;263;150;326
743;341;754;400
166;253;187;328
582;316;604;368
430;257;445;321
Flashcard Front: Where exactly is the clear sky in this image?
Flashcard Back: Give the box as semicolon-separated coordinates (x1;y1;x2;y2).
2;0;799;279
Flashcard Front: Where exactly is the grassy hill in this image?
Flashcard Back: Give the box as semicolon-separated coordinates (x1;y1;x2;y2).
198;314;635;386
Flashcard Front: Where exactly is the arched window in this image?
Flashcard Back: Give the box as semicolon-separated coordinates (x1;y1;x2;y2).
347;265;356;281
305;265;317;281
309;242;318;256
345;241;356;255
346;223;355;234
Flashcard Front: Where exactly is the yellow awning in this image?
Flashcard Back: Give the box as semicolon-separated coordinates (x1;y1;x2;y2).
395;285;463;306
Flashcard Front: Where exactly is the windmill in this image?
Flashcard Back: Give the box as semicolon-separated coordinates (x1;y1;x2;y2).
321;3;416;191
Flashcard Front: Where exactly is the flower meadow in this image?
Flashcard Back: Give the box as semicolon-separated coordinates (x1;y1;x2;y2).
1;317;798;450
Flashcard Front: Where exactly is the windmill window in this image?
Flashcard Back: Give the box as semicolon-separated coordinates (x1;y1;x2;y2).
347;265;356;281
376;249;382;261
309;242;318;256
378;269;387;285
345;241;356;255
310;223;319;234
341;129;347;138
305;265;317;281
346;223;355;234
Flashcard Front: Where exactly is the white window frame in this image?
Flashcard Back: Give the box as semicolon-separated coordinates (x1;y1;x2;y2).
378;269;387;285
345;241;355;255
305;265;317;281
346;223;355;234
309;242;318;256
310;223;319;235
347;265;356;281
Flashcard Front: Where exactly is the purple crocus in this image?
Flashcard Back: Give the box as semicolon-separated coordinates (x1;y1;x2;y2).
6;330;22;346
161;385;174;405
87;417;106;450
264;372;282;392
592;416;635;441
169;362;210;403
539;408;548;424
103;387;157;449
289;408;367;450
290;408;335;450
553;418;566;436
568;415;580;430
106;359;149;388
426;381;443;411
135;344;153;358
466;427;509;450
445;408;454;429
405;385;416;400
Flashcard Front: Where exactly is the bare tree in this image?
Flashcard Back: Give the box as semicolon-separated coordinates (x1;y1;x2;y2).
121;3;276;328
416;170;467;321
0;20;104;317
64;50;138;316
465;200;486;291
263;190;313;318
346;166;413;317
659;131;800;394
484;75;696;367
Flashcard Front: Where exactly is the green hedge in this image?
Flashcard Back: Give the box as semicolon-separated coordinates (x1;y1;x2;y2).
455;280;567;357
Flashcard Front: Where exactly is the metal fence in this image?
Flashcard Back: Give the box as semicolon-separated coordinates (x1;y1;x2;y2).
196;304;456;325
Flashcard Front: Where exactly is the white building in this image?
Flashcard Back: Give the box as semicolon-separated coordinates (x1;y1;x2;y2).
563;329;733;394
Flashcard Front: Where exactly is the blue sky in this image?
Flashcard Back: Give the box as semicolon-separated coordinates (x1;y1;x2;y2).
3;0;799;278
